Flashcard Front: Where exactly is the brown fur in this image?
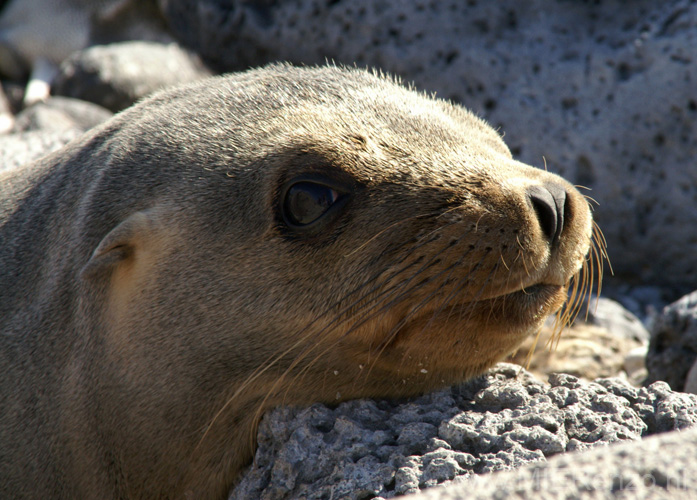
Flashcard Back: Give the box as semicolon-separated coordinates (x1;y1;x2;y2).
0;64;594;499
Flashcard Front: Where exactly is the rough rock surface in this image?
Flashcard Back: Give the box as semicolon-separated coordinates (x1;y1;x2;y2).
160;0;697;289
53;40;210;111
229;364;697;499
646;290;697;391
405;425;697;500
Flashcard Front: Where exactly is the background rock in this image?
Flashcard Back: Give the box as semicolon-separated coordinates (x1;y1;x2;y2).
602;284;672;325
53;40;210;111
0;81;12;132
685;359;697;394
159;0;697;291
508;324;646;386
229;364;697;499
12;96;112;133
646;290;697;391
506;298;649;385
0;129;81;172
583;297;651;344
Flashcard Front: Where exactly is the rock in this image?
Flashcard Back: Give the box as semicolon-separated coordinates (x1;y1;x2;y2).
0;94;100;170
583;297;650;343
0;83;12;133
602;284;681;327
53;40;210;111
54;42;210;111
229;364;697;499
685;359;697;395
12;96;112;133
506;301;646;384
405;425;697;500
160;0;697;289
0;81;23;113
646;290;697;391
624;345;649;386
0;0;91;80
0;129;81;172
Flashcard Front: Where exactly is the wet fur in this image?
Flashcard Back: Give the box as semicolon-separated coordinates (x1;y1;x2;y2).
0;65;596;499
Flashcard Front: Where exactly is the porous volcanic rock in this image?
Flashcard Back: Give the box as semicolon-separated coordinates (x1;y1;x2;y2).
230;364;697;499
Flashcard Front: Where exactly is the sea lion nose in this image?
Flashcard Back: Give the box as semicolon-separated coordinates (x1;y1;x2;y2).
527;183;567;244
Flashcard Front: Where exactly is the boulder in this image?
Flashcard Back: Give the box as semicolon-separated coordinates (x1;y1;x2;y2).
53;40;210;111
646;290;697;391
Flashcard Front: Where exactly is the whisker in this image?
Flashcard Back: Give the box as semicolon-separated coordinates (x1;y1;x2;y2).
400;249;481;343
281;236;472;404
345;213;435;257
583;195;600;208
452;258;499;326
195;222;451;449
254;227;467;415
500;252;510;271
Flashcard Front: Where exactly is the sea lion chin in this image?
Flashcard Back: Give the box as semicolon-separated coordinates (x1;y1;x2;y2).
0;64;599;499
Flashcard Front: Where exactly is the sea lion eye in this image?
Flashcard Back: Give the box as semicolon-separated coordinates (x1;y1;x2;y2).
283;181;341;226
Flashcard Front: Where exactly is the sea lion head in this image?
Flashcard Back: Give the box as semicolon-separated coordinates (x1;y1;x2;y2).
34;65;599;497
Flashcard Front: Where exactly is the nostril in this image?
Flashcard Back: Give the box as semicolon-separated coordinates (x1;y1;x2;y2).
526;184;567;244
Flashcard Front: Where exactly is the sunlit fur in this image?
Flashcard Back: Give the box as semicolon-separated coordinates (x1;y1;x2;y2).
0;64;596;499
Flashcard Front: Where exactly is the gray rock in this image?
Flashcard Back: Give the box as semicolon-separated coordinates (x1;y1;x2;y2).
12;96;112;133
624;345;648;385
0;83;12;133
160;0;697;289
0;0;92;80
0;129;81;172
53;40;210;111
686;358;697;395
229;364;697;499
405;425;697;500
509;298;647;384
582;297;650;344
0;81;22;114
646;290;697;391
603;284;677;327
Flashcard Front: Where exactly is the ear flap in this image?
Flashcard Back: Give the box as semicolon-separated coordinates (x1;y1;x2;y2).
81;210;158;279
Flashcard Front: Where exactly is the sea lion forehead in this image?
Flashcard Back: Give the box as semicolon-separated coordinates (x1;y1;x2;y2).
224;65;508;151
227;65;513;179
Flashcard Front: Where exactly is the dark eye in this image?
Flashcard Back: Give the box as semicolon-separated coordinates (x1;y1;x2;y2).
283;181;341;226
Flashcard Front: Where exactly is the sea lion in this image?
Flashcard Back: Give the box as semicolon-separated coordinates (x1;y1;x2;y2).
0;64;599;499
